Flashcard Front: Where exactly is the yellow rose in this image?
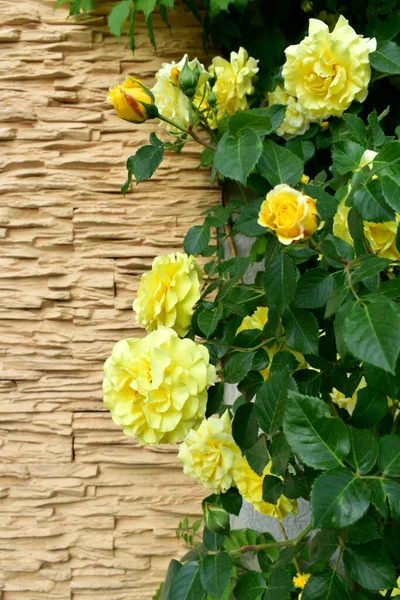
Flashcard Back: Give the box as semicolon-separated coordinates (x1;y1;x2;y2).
210;47;259;119
380;576;400;597
329;377;366;416
233;455;298;520
333;199;353;245
364;218;400;260
178;411;241;493
282;16;376;119
258;184;318;245
103;328;216;445
151;55;210;131
267;86;315;139
107;76;156;123
133;253;202;337
293;573;311;590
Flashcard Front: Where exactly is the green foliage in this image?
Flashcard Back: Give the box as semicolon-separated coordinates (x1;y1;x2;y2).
95;2;400;597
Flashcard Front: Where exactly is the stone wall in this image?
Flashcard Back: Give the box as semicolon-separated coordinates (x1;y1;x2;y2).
0;2;220;598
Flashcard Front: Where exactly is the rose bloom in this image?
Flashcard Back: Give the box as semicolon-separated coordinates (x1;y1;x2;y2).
107;76;154;123
236;306;305;379
178;411;240;493
258;184;318;245
233;455;298;520
364;218;400;260
210;47;259;119
333;150;400;260
133;253;202;337
282;16;376;119
267;85;316;139
103;328;216;445
151;55;210;131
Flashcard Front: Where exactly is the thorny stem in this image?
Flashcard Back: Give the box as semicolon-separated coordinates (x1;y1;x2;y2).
225;223;238;258
280;522;302;574
344;264;361;302
187;125;217;150
157;114;217;151
232;523;313;556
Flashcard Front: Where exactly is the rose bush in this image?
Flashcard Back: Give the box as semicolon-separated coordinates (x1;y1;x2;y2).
101;2;400;598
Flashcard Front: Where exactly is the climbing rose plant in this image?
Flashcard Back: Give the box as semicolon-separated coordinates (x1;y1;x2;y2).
104;5;400;600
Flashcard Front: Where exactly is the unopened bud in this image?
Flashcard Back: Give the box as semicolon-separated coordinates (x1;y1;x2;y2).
203;503;230;535
178;59;200;99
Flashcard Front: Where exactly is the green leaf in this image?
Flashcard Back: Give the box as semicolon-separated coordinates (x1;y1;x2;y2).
378;434;400;477
234;571;266;600
294;369;322;396
353;179;395;222
263;253;296;314
269;435;291;477
228;109;272;137
266;104;287;132
380;173;400;212
108;0;131;36
199;553;232;600
200;147;215;168
351;387;388;428
198;305;223;338
223;529;258;553
219;487;242;516
264;567;293;599
283;308;319;355
309;531;338;562
302;570;351;600
224;351;255;384
343;543;396;590
213;130;263;185
160;559;182;600
203;528;225;551
370;40;400;74
255;370;297;435
343;298;400;374
332;140;365;174
246;436;269;476
169;561;205;600
342;114;367;145
367;480;389;520
311;468;370;529
131;134;164;183
347;427;379;474
383;479;400;519
295;268;335;309
283;391;350;470
351;257;391;284
262;475;284;504
257;139;303;187
345;516;382;545
303;185;339;220
135;0;158;19
286;139;315;162
232;403;258;453
234;198;266;237
184;224;211;255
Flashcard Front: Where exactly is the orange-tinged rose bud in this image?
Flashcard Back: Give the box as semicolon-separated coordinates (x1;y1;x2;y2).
258;184;318;245
107;76;157;123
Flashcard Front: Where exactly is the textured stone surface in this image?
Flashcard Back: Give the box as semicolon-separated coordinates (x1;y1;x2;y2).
0;1;218;597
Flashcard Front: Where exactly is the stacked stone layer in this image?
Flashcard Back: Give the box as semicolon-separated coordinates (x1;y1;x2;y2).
0;1;219;597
